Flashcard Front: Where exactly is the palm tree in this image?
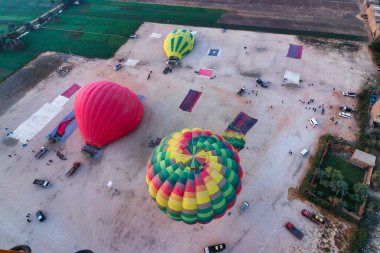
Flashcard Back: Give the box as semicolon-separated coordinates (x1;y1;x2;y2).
335;180;348;197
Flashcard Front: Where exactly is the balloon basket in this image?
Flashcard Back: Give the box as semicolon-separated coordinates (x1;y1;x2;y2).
82;144;102;158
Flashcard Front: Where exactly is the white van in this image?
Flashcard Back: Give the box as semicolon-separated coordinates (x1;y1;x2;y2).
299;149;309;157
308;118;318;127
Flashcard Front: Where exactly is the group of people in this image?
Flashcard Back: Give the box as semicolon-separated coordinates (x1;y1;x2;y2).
56;150;67;160
147;70;153;80
26;213;31;223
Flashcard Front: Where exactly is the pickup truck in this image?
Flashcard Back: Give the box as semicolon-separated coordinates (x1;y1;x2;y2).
33;179;52;188
66;161;81;177
285;222;304;240
34;147;48;159
301;209;325;225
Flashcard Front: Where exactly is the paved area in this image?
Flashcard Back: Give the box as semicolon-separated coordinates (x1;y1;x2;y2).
0;23;375;252
123;0;367;39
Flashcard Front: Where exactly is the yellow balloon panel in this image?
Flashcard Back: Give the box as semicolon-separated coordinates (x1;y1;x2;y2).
163;29;195;63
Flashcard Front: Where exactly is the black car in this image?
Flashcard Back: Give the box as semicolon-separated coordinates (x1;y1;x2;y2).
204;243;226;253
36;210;46;222
114;63;122;71
339;106;353;112
33;179;52;188
256;79;268;88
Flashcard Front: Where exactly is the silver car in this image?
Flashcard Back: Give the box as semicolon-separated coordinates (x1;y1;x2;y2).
238;201;249;214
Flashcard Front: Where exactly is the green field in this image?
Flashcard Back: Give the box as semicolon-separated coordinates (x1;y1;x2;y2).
0;0;224;81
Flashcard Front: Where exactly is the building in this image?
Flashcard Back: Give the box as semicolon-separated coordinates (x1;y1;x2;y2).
364;0;380;40
371;99;380;127
350;149;376;185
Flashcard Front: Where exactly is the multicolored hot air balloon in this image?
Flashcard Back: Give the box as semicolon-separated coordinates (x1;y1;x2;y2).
163;29;195;65
146;128;243;225
74;81;144;151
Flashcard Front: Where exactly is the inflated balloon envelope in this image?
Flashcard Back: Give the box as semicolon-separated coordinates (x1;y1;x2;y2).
163;29;195;65
146;128;243;225
74;81;144;157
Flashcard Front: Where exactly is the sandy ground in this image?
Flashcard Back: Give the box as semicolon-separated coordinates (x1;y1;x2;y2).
0;23;375;253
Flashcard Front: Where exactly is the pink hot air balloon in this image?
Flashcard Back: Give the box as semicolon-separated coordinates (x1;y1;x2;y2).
74;81;144;152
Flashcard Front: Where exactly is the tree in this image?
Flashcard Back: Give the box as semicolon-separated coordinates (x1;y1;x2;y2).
351;183;368;212
320;166;333;188
7;23;16;33
327;196;340;206
24;22;33;32
334;180;348;197
62;0;75;7
329;169;343;191
38;17;46;25
337;199;348;209
371;170;380;190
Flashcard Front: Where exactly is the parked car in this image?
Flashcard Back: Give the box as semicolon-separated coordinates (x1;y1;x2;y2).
342;91;357;97
285;222;304;240
36;210;46;222
256;79;269;88
308;117;318;127
339;106;353;112
236;87;246;96
33;179;52;188
66;161;81;177
338;112;351;118
238;201;249;214
204;243;226;253
34;146;48;159
301;209;325;225
299;149;309;157
114;63;122;71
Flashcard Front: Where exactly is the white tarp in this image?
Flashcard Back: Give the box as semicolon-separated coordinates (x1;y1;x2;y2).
283;70;301;85
150;33;162;38
51;95;69;108
125;59;140;67
10;103;63;143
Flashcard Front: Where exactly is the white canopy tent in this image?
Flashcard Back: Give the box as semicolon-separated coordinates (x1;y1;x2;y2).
282;70;301;86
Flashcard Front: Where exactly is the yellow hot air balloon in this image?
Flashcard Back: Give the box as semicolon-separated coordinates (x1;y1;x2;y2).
163;29;195;65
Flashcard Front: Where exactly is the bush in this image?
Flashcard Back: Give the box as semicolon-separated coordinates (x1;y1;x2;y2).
369;39;380;66
349;198;380;253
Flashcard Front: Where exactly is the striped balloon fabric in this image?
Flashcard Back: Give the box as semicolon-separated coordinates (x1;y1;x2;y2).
146;128;243;225
222;125;246;151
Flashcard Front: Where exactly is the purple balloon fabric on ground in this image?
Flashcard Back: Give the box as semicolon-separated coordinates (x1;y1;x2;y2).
287;44;303;59
229;112;258;134
179;89;202;112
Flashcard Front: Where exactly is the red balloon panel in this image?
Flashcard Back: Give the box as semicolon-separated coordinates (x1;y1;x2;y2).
74;81;144;148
